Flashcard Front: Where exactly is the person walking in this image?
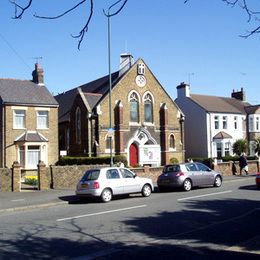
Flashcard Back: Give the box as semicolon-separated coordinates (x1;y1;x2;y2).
239;153;248;175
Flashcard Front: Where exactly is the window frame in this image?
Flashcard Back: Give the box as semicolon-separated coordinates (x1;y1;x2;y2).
13;109;26;129
214;116;219;130
129;91;140;123
143;93;153;123
37;110;49;129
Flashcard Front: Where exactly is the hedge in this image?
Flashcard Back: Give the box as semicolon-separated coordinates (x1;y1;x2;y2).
56;155;128;166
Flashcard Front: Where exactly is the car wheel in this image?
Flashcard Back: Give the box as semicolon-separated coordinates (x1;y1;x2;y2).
142;184;152;197
101;188;112;202
214;176;222;187
183;179;192;191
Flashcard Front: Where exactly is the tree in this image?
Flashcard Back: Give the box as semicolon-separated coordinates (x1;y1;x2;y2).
10;1;260;49
9;0;128;49
232;139;248;156
254;137;260;156
185;0;260;38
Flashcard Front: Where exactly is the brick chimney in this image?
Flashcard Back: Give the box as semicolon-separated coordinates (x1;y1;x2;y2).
231;88;246;101
32;63;44;85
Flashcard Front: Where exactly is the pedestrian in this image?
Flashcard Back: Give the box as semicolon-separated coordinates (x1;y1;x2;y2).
239;153;248;175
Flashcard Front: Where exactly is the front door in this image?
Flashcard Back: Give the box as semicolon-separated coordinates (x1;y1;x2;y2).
130;143;138;167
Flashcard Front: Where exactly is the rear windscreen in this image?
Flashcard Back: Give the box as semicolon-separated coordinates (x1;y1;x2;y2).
81;169;100;181
163;165;180;173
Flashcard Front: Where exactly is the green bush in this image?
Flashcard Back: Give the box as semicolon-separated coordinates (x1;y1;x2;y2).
24;177;38;186
169;157;179;164
190;157;214;168
56;155;128;166
221;156;239;162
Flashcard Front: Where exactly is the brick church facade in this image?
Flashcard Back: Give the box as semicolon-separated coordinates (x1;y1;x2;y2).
55;55;185;166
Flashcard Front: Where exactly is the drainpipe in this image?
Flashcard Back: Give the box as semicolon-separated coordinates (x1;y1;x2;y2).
2;106;5;167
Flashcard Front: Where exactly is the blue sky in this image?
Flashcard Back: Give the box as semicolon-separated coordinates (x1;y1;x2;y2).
0;0;259;104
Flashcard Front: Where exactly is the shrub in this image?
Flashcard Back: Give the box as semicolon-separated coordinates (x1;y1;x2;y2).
24;176;38;186
56;155;128;166
222;156;239;162
189;157;214;168
169;157;179;164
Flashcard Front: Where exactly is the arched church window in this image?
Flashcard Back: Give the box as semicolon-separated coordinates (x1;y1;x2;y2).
144;93;153;123
129;92;139;123
169;134;175;149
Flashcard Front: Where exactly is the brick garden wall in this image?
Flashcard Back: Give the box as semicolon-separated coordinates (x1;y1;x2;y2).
0;168;12;192
1;160;259;191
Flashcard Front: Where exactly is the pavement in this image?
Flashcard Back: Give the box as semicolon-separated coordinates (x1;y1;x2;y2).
0;174;257;213
0;188;76;213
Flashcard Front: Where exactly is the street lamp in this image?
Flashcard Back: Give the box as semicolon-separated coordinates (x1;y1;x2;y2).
103;0;127;167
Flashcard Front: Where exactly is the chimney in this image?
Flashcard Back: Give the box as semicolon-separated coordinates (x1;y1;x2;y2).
32;63;44;85
119;53;134;77
231;88;246;101
176;82;190;98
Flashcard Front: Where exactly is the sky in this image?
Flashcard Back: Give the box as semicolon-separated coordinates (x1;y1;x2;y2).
0;0;259;104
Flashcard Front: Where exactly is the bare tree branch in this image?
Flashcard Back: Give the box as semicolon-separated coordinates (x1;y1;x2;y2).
10;0;128;50
185;0;260;39
10;0;33;19
33;0;87;20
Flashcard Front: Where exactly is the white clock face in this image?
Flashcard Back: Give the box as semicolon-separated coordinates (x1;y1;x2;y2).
135;75;146;87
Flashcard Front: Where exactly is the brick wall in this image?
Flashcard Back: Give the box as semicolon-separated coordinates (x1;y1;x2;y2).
0;168;12;192
1;160;259;191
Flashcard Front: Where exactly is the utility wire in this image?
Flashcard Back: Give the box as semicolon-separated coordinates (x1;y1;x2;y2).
0;31;32;72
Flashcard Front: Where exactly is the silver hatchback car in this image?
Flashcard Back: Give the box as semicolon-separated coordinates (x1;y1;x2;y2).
76;167;154;202
157;162;222;191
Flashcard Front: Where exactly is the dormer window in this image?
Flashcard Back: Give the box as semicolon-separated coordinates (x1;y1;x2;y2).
137;63;145;75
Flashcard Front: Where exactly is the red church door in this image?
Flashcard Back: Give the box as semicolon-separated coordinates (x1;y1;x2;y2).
130;143;139;167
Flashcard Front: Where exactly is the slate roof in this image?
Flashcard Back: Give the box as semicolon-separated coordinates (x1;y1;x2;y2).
15;132;48;142
190;94;249;114
213;131;232;139
55;71;119;123
0;78;58;107
244;105;260;114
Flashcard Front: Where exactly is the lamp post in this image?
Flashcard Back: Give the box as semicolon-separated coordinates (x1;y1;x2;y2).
103;0;127;167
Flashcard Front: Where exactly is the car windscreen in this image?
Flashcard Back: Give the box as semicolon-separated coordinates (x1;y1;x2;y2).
81;169;100;181
163;165;180;173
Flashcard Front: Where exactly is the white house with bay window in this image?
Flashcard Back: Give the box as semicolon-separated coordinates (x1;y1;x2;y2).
175;83;250;159
246;106;260;156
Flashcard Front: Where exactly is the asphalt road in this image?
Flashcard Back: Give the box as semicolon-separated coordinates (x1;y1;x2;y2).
0;176;259;259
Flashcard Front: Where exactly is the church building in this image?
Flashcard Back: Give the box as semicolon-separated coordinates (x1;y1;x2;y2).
55;54;185;166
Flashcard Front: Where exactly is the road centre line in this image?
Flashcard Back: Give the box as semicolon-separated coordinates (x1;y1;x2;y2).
56;204;147;222
178;190;232;201
11;199;25;202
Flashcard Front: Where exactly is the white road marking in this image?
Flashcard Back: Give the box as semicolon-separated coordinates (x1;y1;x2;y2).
178;190;232;201
56;204;147;222
11;199;25;202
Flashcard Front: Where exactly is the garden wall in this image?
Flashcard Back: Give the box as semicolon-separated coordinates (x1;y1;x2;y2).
1;160;259;191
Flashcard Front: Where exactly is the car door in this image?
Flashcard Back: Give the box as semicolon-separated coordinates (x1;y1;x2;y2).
105;169;124;195
186;163;201;186
119;168;141;193
196;163;214;185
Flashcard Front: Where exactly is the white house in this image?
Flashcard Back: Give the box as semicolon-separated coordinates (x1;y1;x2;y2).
175;83;251;159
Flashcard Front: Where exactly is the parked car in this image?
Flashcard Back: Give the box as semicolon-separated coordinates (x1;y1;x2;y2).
76;167;154;202
157;162;222;192
256;173;260;188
